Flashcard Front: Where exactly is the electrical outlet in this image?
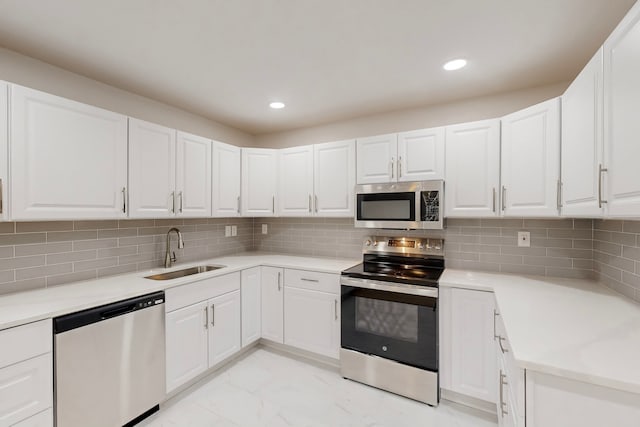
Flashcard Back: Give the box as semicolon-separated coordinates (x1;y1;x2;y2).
517;231;530;247
262;224;268;234
224;226;232;237
231;225;237;236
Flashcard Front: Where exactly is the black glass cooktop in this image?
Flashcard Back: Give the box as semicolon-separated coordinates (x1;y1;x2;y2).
341;254;444;287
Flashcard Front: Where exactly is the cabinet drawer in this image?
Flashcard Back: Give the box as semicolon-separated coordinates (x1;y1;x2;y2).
166;272;240;312
12;408;52;427
0;320;51;369
284;269;339;294
0;353;52;426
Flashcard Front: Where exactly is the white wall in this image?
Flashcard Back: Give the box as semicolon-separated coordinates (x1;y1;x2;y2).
0;47;254;146
254;81;569;148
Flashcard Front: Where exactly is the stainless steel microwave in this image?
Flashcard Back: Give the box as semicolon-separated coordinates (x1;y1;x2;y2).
354;181;444;229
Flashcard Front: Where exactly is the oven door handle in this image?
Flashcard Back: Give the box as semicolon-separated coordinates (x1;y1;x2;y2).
340;276;438;299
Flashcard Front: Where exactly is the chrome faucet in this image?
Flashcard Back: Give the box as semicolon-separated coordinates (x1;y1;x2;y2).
164;228;185;268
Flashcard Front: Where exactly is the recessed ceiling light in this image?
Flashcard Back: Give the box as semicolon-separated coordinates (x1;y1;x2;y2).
443;59;467;71
269;101;285;109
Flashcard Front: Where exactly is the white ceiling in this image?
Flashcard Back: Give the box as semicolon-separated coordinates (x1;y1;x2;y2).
0;0;634;134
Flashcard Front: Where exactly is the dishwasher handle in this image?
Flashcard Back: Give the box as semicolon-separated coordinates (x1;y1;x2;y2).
54;291;165;334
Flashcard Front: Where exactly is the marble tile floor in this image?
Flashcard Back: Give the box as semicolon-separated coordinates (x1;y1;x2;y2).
139;347;498;427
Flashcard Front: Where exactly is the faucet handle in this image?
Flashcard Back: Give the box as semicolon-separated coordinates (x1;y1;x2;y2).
171;251;177;263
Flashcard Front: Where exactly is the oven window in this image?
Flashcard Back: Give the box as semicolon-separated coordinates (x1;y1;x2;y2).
355;298;418;342
357;192;415;221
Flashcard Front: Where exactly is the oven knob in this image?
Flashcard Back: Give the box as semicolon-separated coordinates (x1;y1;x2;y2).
382;345;388;352
373;240;378;247
418;243;424;250
365;240;371;246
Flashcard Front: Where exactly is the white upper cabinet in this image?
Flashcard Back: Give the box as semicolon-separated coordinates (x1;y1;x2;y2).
604;2;640;217
501;98;561;217
356;133;397;184
314;140;356;216
10;85;128;220
397;127;445;181
445;119;501;217
278;145;314;216
176;131;211;217
128;118;176;218
241;148;278;217
561;48;604;218
212;141;241;217
0;82;7;221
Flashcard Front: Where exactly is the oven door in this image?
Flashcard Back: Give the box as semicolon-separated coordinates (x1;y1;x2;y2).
340;278;438;372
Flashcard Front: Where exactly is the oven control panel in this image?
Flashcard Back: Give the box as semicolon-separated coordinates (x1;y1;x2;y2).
363;236;444;256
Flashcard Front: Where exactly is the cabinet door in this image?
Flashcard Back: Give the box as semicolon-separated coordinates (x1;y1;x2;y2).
212;141;241;217
241;148;278;216
12;408;53;427
604;3;640;217
0;82;7;221
501;98;560;217
208;290;241;367
562;49;604;217
440;287;497;404
397;127;445;181
314;140;356;216
176;131;211;217
356;134;397;184
279;145;314;216
241;267;262;347
284;287;339;359
165;301;208;393
261;266;284;343
10;85;128;219
445;119;501;217
128;118;176;218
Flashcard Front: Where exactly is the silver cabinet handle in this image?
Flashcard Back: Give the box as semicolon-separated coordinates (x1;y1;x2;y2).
272;195;275;213
492;188;496;213
499;370;508;417
308;194;312;213
390;157;395;179
557;180;563;210
0;178;3;214
493;309;499;339
237;196;241;214
178;191;184;213
334;299;338;320
170;191;175;213
498;336;509;353
398;157;402;178
315;195;318;213
204;305;208;329
277;271;281;291
501;186;506;211
599;164;608;208
300;278;319;283
211;304;215;327
122;187;127;213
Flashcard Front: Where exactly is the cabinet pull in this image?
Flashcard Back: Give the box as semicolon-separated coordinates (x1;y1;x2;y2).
598;164;608;209
170;191;175;213
204;305;208;329
237;196;241;214
492;188;496;213
272;195;275;213
334;299;338;320
308;194;312;213
498;336;509;354
493;309;499;339
122;187;127;213
179;191;184;213
300;278;319;283
277;271;281;291
398;157;402;178
390;157;395;179
499;370;508;417
211;304;215;327
315;195;319;213
501;186;506;211
557;180;563;210
0;178;3;214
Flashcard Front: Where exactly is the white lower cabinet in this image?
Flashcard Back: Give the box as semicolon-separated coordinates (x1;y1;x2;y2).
12;408;53;427
208;290;241;367
440;287;497;404
283;269;340;359
241;267;262;347
261;266;284;343
165;273;241;393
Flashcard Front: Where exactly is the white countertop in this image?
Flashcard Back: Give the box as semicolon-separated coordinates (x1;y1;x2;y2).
441;269;640;395
0;252;359;331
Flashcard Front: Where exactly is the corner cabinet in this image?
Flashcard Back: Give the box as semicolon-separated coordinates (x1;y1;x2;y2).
212;141;241;217
0;81;7;221
500;98;561;217
10;85;128;220
241;148;278;217
313;140;355;216
445;119;501;217
278;145;314;216
561;49;604;217
603;1;640;218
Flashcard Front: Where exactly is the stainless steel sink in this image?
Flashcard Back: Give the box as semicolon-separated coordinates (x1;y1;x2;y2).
144;265;225;281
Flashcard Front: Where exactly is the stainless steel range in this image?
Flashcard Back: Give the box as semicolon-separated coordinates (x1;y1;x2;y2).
340;236;444;406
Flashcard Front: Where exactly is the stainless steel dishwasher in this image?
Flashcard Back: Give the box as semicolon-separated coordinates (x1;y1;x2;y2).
54;291;166;427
